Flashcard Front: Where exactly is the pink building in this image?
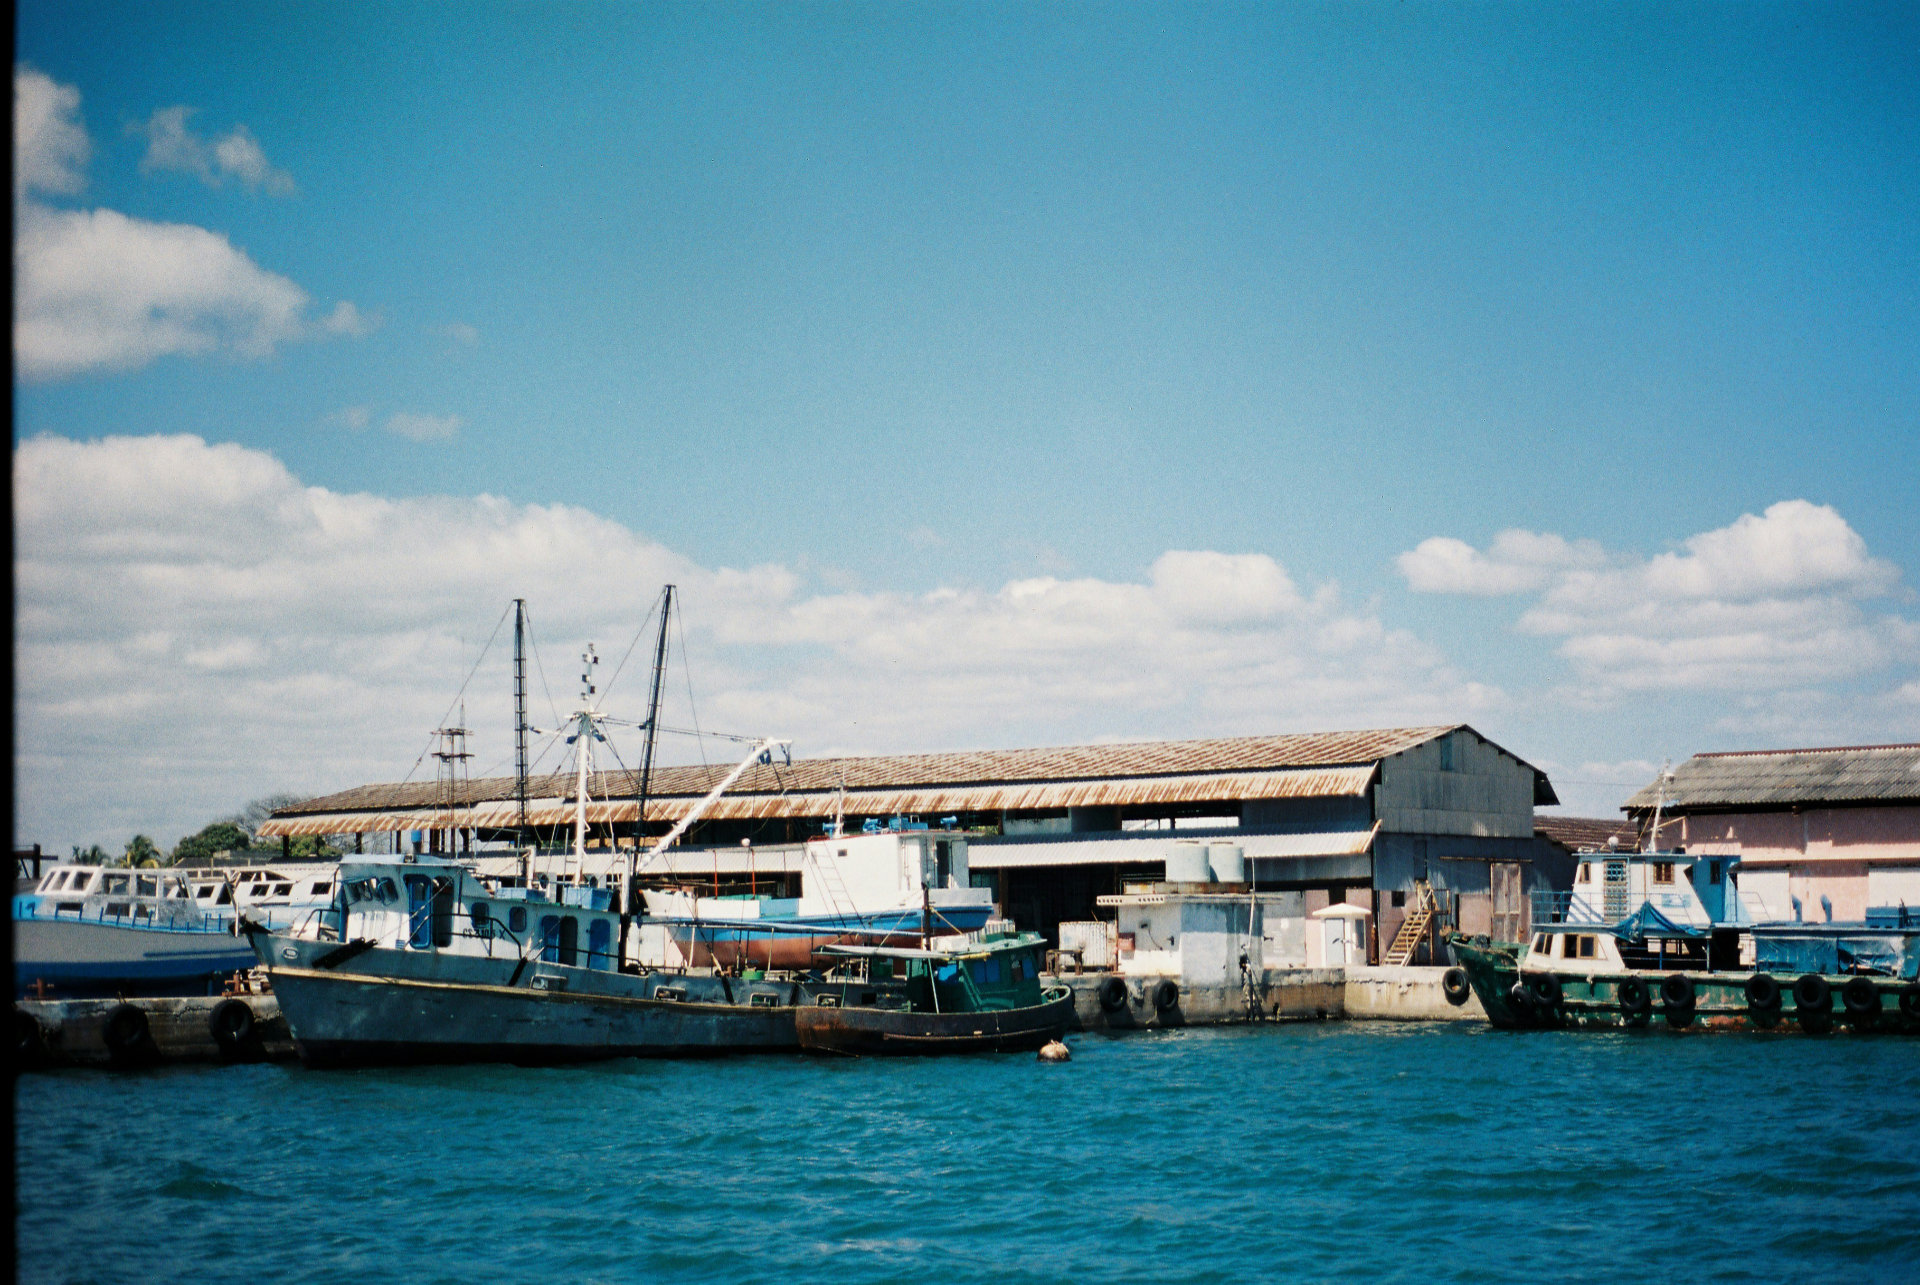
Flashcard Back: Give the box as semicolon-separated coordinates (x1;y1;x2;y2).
1624;744;1920;925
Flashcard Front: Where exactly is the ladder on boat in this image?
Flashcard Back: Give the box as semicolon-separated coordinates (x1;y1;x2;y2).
805;847;859;929
1384;879;1441;967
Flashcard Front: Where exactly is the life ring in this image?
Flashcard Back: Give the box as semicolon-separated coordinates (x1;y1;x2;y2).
1744;973;1781;1010
1660;974;1695;1010
1616;977;1651;1019
1151;980;1179;1012
1441;968;1472;1006
1841;976;1880;1017
15;1009;46;1063
103;1004;151;1056
208;998;256;1048
1792;974;1830;1011
1096;977;1129;1013
1527;973;1563;1007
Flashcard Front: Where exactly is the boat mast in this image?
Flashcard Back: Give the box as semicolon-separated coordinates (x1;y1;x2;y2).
1645;761;1673;854
627;586;673;909
514;599;530;871
569;645;600;885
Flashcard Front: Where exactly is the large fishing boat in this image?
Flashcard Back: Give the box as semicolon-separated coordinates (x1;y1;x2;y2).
1446;846;1920;1033
13;862;339;998
794;930;1075;1055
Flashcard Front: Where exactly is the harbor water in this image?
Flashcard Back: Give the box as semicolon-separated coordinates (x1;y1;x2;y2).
15;1023;1920;1283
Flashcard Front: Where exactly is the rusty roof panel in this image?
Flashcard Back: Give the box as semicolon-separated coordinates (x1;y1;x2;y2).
1622;744;1920;812
272;728;1451;819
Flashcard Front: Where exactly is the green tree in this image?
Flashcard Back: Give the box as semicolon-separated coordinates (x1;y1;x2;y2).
69;843;109;865
124;834;161;867
171;821;252;866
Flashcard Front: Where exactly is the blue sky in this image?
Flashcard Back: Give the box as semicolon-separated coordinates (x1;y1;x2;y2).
14;2;1920;853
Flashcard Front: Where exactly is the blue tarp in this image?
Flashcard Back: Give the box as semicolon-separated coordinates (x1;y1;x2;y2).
1751;927;1920;980
1610;901;1706;941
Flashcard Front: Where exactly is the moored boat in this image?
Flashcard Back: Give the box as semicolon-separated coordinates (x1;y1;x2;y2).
794;931;1074;1055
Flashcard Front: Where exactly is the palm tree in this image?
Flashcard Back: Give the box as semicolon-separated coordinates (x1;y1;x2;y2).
124;834;162;868
69;843;110;865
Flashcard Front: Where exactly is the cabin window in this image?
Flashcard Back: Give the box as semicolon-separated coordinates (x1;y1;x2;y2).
588;918;612;970
971;958;1002;984
105;875;130;895
106;902;131;918
1577;864;1591;884
57;902;82;915
540;916;561;963
935;841;953;887
1561;934;1577;958
1577;936;1596;958
310;881;331;895
273;883;293;896
1708;861;1723;884
1532;934;1550;953
509;906;528;933
50;871;70;891
469;901;492;938
558;916;580;966
1652;862;1675;885
135;876;157;896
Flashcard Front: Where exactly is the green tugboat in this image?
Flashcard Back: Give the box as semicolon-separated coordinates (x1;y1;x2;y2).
795;930;1075;1055
1445;848;1920;1033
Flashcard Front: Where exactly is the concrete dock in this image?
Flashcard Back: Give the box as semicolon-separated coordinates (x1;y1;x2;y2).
1061;964;1483;1030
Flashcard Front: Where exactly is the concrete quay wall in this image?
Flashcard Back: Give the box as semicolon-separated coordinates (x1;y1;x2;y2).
1060;965;1479;1030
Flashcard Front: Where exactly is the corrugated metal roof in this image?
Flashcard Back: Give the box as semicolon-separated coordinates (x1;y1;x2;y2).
1621;744;1920;812
265;728;1458;830
1535;815;1642;851
257;765;1381;837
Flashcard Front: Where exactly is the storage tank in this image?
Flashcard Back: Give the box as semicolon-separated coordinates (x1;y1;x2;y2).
1165;839;1211;883
1207;842;1245;883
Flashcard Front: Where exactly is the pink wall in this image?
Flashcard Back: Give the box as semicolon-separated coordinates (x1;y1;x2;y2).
1654;805;1920;864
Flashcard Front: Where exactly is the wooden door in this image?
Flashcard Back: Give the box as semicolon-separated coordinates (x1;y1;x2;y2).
1490;862;1525;943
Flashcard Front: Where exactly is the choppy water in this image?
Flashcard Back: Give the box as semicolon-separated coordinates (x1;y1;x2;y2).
15;1023;1920;1284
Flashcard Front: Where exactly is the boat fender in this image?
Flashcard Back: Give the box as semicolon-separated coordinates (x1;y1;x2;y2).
1841;976;1880;1017
208;998;255;1049
1506;980;1535;1012
1096;976;1129;1012
1792;974;1830;1011
103;1004;151;1056
1901;985;1920;1020
1151;980;1179;1012
1527;974;1563;1008
1744;973;1781;1010
1441;968;1472;1006
1616;977;1651;1015
15;1009;47;1062
1037;1039;1071;1062
1659;975;1695;1010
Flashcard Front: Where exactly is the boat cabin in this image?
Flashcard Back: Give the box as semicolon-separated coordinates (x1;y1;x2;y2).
816;931;1050;1014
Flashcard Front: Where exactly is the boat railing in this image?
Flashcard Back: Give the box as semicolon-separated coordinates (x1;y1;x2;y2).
30;899;232;934
1531;891;1612;927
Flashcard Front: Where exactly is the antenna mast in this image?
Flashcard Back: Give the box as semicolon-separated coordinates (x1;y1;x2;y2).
627;585;674;906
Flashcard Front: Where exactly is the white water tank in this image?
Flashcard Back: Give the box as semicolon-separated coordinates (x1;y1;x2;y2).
1207;842;1245;883
1166;839;1211;883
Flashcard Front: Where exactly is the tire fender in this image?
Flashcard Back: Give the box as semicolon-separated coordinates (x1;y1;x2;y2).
1441;967;1472;1006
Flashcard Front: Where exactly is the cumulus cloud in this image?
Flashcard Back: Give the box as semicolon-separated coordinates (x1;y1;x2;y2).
14;434;1493;854
1400;501;1917;694
12;67;362;380
15;66;89;199
135;105;296;194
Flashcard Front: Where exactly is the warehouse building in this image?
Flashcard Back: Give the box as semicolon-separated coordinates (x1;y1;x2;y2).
1623;743;1920;925
260;723;1571;962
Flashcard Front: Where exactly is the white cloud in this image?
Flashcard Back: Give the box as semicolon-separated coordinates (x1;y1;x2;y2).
135;105;296;194
15;66;90;199
12;68;361;380
1399;501;1918;695
386;412;462;442
322;301;378;337
1398;529;1604;595
14;434;1493;855
325;406;372;431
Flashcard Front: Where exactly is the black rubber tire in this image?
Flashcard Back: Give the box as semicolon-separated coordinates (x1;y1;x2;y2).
1798;1006;1834;1035
1617;977;1651;1016
1744;973;1781;1010
103;1003;150;1053
15;1009;46;1062
1507;980;1535;1013
1660;974;1695;1010
1528;973;1563;1007
208;998;255;1048
1151;979;1179;1012
1441;968;1472;1006
1841;976;1880;1017
1793;974;1831;1011
1664;1004;1697;1030
1096;977;1129;1013
1750;1005;1781;1031
1901;984;1920;1020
